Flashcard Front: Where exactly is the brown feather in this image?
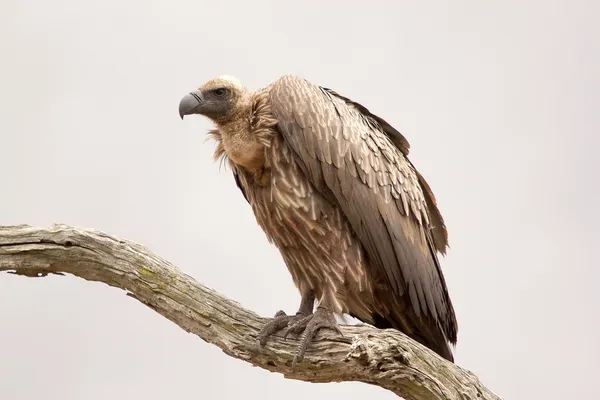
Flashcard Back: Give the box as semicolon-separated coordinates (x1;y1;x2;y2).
205;74;458;362
268;75;457;360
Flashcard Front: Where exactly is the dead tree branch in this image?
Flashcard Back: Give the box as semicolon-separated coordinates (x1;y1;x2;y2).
0;224;501;399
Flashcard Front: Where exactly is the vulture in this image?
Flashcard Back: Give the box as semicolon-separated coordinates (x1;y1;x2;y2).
179;74;458;364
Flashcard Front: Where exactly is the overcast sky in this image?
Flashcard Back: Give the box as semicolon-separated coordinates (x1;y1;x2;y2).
1;0;598;399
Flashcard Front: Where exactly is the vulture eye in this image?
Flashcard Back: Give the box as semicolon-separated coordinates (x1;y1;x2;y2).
214;88;227;97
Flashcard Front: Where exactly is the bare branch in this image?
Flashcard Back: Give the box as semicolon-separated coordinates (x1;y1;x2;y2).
0;224;501;399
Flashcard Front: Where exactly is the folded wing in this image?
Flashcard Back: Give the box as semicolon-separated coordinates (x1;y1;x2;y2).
268;75;457;344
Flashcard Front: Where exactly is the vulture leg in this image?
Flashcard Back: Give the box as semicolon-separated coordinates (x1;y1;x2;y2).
257;290;315;348
256;290;342;369
284;305;342;369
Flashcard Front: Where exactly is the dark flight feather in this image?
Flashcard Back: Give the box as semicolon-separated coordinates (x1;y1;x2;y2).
268;75;458;356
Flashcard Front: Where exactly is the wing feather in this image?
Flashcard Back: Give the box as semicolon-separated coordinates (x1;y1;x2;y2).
269;75;457;342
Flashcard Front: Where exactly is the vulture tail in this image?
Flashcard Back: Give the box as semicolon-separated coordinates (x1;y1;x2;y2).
371;312;455;363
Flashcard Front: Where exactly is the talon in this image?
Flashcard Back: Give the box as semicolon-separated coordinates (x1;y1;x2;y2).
334;324;344;337
257;311;311;347
257;314;290;347
282;314;312;340
291;307;341;369
257;301;342;370
292;355;300;371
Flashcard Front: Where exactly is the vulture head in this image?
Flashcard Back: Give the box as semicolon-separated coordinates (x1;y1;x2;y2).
178;75;250;123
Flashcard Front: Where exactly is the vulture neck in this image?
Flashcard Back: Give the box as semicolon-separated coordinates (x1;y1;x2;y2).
214;95;274;184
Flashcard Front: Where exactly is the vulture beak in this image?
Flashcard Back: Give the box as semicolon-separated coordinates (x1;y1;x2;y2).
178;90;204;119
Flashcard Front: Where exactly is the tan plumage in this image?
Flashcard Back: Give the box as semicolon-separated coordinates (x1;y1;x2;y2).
179;74;458;362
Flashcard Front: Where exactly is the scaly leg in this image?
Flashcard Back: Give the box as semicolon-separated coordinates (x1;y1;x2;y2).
257;292;342;369
257;290;315;346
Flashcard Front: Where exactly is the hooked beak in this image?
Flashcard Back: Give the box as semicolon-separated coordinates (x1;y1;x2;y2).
178;90;204;119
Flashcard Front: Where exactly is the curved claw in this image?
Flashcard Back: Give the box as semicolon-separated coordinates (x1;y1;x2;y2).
256;306;343;371
290;307;342;370
257;310;313;347
257;311;291;347
282;314;312;340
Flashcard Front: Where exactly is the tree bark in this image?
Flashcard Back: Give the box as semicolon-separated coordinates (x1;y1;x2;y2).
0;224;502;400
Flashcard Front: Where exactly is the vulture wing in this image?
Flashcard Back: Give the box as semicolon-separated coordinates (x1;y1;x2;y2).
268;75;457;344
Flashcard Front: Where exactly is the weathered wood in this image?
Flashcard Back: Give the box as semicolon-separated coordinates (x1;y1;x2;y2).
0;224;501;399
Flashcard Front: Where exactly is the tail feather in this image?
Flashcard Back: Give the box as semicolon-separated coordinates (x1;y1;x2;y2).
371;312;455;363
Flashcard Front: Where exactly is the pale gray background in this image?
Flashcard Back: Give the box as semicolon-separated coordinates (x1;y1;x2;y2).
1;0;598;399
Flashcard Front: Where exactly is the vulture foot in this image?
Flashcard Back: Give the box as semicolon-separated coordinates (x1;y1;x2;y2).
256;310;310;347
257;306;341;370
256;290;315;348
287;306;342;369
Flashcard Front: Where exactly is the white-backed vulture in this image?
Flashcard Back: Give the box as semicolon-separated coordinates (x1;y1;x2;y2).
179;74;458;365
